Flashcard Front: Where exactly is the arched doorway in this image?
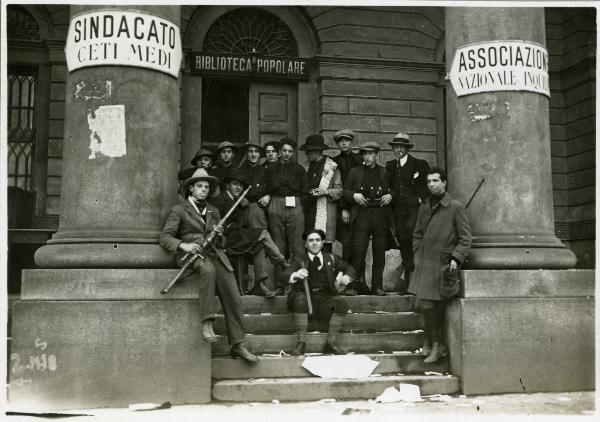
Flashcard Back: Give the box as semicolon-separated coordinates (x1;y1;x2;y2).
180;6;319;167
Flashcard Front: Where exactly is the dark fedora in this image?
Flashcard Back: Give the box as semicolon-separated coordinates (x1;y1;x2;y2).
388;132;414;148
223;167;250;187
299;134;330;151
190;148;214;166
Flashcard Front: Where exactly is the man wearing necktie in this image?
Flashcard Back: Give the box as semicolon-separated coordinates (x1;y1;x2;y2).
385;132;430;294
283;229;356;356
159;168;259;365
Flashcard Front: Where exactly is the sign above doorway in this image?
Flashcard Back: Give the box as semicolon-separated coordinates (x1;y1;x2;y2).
191;52;310;80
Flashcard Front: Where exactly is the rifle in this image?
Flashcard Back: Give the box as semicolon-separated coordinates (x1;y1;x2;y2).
465;178;485;209
160;185;252;294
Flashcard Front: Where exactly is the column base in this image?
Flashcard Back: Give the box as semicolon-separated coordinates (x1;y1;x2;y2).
446;270;594;395
35;243;174;268
466;245;577;269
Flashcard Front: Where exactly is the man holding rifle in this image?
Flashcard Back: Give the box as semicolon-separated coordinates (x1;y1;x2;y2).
283;229;356;356
158;167;259;365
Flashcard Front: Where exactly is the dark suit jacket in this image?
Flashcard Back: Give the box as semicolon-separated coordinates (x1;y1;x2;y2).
158;198;232;270
334;151;363;210
342;164;393;224
282;252;356;294
385;154;430;207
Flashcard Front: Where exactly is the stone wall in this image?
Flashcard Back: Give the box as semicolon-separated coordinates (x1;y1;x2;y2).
546;8;596;268
307;6;445;165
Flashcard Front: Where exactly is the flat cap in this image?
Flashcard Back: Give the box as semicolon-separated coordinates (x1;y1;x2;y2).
333;129;357;142
358;141;381;153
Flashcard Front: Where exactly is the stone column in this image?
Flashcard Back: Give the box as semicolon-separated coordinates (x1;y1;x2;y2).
445;8;576;268
35;6;180;268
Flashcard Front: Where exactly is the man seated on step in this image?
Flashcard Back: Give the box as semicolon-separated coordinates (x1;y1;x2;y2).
283;229;356;356
158;167;258;365
211;167;288;298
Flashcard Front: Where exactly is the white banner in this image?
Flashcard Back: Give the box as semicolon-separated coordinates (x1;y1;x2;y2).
65;10;182;78
448;40;550;97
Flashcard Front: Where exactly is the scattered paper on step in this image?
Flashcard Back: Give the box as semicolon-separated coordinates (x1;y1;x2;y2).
302;355;379;379
272;400;280;404
318;398;336;403
128;402;171;411
375;384;422;403
342;408;371;415
427;394;454;402
425;371;443;376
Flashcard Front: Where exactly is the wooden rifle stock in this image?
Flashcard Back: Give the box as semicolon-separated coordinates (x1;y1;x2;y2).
160;185;251;294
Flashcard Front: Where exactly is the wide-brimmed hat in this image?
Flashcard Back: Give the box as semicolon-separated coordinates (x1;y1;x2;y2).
223;168;250;187
388;132;414;148
299;134;329;151
190;148;214;166
241;142;264;154
359;141;381;153
183;167;218;193
217;141;236;152
333;129;357;143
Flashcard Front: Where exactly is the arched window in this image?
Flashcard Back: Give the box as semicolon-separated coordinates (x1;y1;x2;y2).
203;7;298;56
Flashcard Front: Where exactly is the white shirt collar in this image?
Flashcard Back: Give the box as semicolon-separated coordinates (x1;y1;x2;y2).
399;155;408;167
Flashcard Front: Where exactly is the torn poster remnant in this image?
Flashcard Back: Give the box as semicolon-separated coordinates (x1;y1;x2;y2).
87;105;126;159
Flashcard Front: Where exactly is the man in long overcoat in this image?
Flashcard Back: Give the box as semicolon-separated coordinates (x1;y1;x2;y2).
158;167;259;364
409;167;472;363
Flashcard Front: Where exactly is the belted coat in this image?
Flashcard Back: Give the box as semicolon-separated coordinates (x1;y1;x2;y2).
408;192;472;300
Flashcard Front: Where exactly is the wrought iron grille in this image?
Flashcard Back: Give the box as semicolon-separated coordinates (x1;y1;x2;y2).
204;8;298;56
7;66;38;190
7;5;41;40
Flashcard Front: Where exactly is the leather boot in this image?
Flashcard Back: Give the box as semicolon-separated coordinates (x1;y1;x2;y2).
201;320;217;343
424;342;446;363
322;341;345;355
252;279;276;298
231;343;259;365
292;341;306;356
422;338;432;356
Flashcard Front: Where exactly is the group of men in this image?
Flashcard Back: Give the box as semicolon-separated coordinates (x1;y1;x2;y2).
159;130;472;365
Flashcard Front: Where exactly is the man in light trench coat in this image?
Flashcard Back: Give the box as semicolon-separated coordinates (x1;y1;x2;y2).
409;167;472;363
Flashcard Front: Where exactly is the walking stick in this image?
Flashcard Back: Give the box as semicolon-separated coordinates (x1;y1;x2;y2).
465;178;485;209
160;185;251;294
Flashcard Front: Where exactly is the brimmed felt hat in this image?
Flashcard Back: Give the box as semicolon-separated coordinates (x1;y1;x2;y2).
190;148;214;166
388;132;414;148
333;129;357;143
223;167;250;187
183;167;218;193
241;141;265;154
440;264;460;299
299;134;330;151
358;141;381;153
217;141;236;152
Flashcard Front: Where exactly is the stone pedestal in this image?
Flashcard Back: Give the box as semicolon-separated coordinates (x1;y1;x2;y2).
8;269;212;410
446;270;595;395
445;8;576;268
35;5;181;268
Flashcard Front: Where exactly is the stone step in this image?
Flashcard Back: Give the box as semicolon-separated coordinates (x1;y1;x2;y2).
214;312;421;334
212;332;423;356
212;353;449;379
212;374;460;402
216;294;416;314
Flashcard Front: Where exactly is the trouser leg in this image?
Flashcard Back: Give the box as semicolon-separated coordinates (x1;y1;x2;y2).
212;258;245;345
401;206;418;274
252;247;269;282
326;313;345;343
258;229;285;263
247;202;268;229
268;198;287;287
371;213;388;291
350;214;370;284
288;204;306;265
192;258;217;322
433;301;446;344
421;299;438;343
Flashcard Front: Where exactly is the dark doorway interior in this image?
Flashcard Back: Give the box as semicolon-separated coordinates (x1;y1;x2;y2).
201;78;249;149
